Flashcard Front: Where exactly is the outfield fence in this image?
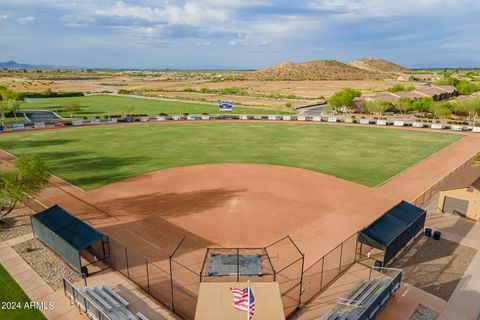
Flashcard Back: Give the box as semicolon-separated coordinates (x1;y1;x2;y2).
3;113;480;135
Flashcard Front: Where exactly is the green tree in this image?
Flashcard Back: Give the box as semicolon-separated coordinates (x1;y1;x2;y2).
0;156;49;223
454;98;480;126
327;88;361;111
430;101;453;119
455;80;480;95
435;75;459;86
364;100;392;115
7;100;20;120
396;97;413;114
412;97;434;113
0;103;11;120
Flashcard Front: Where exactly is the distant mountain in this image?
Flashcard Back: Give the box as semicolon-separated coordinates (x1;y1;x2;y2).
248;59;382;80
0;60;80;70
347;58;407;73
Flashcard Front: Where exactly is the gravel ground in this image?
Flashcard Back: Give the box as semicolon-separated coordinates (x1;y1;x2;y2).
0;205;34;242
13;238;81;290
391;237;477;300
409;304;440;320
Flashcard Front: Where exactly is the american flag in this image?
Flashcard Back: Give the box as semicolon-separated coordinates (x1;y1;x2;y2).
229;287;255;319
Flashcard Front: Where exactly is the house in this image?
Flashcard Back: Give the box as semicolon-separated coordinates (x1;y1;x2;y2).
392;91;425;100
413;85;457;101
436;167;480;221
350;85;458;111
363;92;399;105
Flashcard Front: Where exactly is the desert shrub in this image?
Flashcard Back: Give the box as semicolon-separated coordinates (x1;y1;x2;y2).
365;100;392;114
387;84;415;93
455;80;480;95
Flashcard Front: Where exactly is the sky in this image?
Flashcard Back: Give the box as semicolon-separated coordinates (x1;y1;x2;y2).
0;0;479;69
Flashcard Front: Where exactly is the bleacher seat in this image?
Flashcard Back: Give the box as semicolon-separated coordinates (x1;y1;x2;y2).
93;286;121;309
137;312;149;320
84;288;113;311
318;279;392;320
102;284;130;307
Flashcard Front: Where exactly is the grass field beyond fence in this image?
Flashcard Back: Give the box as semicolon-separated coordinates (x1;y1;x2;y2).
0;122;461;190
0;264;47;320
18;95;291;118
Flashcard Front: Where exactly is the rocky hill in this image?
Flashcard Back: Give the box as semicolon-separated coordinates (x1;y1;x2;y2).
248;59;383;80
347;57;407;73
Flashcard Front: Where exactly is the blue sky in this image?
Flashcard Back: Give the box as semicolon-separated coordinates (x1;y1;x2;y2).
0;0;479;69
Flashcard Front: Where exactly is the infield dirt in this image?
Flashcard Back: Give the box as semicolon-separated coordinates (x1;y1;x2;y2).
6;126;478;268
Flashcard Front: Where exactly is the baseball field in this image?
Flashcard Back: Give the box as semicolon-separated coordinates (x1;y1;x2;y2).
0;122;460;190
19;95;291;118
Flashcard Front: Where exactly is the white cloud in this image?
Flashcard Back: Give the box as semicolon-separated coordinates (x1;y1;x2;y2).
309;0;477;18
94;1;231;27
17;16;35;24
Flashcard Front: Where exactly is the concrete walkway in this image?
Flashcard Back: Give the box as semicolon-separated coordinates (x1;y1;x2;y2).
0;233;86;320
75;269;180;320
426;210;480;320
0;233;180;320
294;263;446;320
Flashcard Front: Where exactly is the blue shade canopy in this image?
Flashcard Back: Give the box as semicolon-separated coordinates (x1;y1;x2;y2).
358;201;426;265
33;205;103;250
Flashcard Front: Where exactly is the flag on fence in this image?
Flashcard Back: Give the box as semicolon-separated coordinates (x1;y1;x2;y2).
230;285;255;319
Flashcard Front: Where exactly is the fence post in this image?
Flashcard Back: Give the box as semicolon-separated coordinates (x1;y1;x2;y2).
169;255;175;312
236;248;240;282
320;258;324;291
338;243;343;274
355;235;359;262
146;260;150;293
125;247;130;278
298;254;305;308
72;286;76;305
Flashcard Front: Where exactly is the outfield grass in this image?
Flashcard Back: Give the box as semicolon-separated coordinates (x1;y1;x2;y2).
0;122;461;190
18;95;291;117
0;264;47;320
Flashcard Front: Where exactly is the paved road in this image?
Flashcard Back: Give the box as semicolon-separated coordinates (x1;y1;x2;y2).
23;110;63;122
297;105;327;116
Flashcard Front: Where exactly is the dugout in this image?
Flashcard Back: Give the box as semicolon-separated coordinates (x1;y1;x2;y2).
31;205;105;274
358;201;426;266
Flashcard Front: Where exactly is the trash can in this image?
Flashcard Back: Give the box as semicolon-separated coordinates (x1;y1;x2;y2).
424;228;432;237
433;230;441;240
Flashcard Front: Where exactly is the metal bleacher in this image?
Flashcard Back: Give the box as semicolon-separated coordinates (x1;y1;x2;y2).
317;267;402;320
63;278;149;320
